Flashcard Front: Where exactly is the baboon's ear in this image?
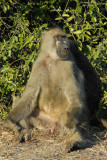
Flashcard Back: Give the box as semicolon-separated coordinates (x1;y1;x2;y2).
12;92;15;99
41;31;46;40
41;27;49;39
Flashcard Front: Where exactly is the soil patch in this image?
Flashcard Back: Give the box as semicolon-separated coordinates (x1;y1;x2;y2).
0;122;107;160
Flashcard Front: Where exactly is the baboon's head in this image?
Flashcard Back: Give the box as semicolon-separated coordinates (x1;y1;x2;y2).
40;28;70;59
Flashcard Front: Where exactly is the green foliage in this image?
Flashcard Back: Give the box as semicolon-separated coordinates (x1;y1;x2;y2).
0;0;107;119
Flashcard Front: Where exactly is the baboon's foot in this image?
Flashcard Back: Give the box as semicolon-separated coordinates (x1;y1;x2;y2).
62;139;86;153
62;130;86;152
18;129;32;142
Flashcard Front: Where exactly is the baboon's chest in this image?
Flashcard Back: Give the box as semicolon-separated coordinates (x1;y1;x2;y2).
39;61;74;116
39;75;69;116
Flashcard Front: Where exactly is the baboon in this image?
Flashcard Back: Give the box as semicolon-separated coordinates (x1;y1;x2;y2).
3;27;101;152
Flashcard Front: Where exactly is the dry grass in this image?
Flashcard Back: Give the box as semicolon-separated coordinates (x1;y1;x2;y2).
0;121;107;160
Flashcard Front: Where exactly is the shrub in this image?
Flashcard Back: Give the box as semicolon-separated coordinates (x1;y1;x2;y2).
0;0;106;119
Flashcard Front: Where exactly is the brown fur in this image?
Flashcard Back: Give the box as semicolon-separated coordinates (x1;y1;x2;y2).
3;28;101;152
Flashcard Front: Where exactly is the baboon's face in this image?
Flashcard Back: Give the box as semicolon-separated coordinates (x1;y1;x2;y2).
41;28;70;60
54;35;69;59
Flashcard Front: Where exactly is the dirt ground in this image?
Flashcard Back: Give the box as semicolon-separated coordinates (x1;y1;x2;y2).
0;122;107;160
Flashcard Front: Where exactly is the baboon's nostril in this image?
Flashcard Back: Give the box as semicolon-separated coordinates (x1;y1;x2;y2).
64;47;68;51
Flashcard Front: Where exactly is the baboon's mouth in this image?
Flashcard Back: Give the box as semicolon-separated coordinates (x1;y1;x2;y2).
58;51;69;59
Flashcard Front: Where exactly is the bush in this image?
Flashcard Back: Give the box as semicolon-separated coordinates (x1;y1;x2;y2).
0;0;106;119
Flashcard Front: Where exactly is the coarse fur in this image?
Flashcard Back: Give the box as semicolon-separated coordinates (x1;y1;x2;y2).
3;27;101;152
69;41;101;124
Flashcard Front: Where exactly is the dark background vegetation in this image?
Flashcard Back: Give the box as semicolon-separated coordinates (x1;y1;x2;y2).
0;0;107;119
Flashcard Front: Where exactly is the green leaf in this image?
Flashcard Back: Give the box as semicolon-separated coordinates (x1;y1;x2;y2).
29;42;33;49
21;36;34;49
3;6;7;13
73;30;82;35
86;31;91;36
93;51;100;59
62;14;69;17
7;50;11;57
67;16;74;22
55;17;62;20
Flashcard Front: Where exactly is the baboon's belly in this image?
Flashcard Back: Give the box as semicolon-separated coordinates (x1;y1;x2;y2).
39;87;68;119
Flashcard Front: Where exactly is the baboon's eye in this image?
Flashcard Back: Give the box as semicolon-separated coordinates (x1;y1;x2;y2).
54;35;66;43
61;35;66;38
55;35;60;38
54;35;66;39
54;35;60;40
